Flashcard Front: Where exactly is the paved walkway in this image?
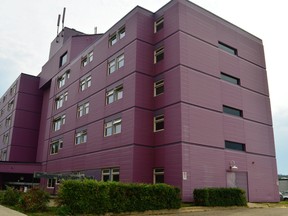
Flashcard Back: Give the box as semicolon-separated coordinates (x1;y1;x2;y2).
0;205;26;216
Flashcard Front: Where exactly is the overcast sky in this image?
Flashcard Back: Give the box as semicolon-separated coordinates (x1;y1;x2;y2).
0;0;287;174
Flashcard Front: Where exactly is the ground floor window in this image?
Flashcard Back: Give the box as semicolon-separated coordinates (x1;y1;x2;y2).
47;178;56;188
153;168;164;184
101;168;120;182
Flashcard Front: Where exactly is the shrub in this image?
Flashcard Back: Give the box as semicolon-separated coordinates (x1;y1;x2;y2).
18;187;50;212
57;179;181;215
193;188;247;206
2;187;21;206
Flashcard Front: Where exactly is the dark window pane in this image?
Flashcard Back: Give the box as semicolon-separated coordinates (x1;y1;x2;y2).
221;73;240;85
218;42;237;55
156;121;164;131
156;52;164;62
156;85;164;95
103;175;110;182
155;175;164;183
223;105;242;117
113;174;119;182
225;141;245;151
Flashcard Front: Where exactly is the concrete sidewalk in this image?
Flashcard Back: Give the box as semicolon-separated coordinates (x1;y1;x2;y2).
0;205;26;216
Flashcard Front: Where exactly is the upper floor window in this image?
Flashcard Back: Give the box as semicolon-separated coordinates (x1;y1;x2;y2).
75;130;87;145
108;54;124;75
80;76;91;91
10;84;17;95
108;26;126;47
58;70;70;88
223;105;243;117
53;114;66;131
55;92;68;109
3;133;9;144
106;85;123;105
154;80;164;96
104;118;122;137
154;17;164;33
154;114;164;132
7;99;14;111
81;51;94;67
0;150;7;161
2;95;7;103
5;115;12;127
77;102;89;117
102;168;120;182
225;140;246;152
0;109;4;117
221;72;240;85
59;52;68;67
154;47;164;63
50;139;63;155
218;42;237;55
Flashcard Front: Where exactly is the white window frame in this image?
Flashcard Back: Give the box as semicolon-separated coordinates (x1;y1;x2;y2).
104;118;122;137
50;139;63;155
53;115;66;131
81;51;94;67
59;52;68;67
102;168;120;182
78;102;89;117
5;115;12;127
7;99;14;111
154;47;164;63
58;71;70;88
47;178;56;188
80;76;91;91
75;130;87;145
153;168;164;184
154;17;164;33
55;92;68;110
106;85;123;105
154;114;164;132
3;133;9;144
154;80;164;96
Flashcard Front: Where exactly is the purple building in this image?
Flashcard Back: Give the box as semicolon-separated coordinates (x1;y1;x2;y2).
0;0;279;202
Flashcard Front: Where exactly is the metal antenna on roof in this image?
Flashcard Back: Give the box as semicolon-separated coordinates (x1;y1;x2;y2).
56;14;61;43
61;7;66;37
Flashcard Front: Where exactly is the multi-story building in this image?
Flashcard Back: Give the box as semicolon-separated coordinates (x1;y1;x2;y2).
0;0;279;202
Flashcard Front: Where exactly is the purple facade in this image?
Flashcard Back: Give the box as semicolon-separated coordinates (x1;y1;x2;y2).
0;0;278;202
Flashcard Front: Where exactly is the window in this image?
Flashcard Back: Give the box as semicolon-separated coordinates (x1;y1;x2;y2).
10;84;17;95
50;139;63;155
81;51;93;67
218;42;237;55
55;92;68;109
5;115;12;127
53;115;66;131
108;26;125;46
106;85;123;104
108;54;124;75
77;102;89;117
102;168;120;182
3;133;9;144
221;73;240;85
119;26;125;39
154;80;164;96
104;118;122;137
80;76;91;91
75;130;87;145
59;52;68;67
117;54;125;69
225;141;246;152
7;100;14;111
47;178;56;188
0;150;7;161
153;168;164;184
2;95;6;103
154;114;164;132
154;17;164;33
58;70;70;88
0;109;3;117
109;33;117;46
223;105;243;117
154;47;164;63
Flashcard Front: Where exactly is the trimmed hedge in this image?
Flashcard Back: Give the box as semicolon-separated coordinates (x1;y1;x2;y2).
57;179;181;214
193;188;247;206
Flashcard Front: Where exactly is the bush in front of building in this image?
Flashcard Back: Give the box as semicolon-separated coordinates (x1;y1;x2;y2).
18;187;50;212
57;179;181;215
1;186;21;206
193;188;247;206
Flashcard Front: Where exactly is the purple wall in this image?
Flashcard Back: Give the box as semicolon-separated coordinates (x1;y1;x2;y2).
0;0;278;202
